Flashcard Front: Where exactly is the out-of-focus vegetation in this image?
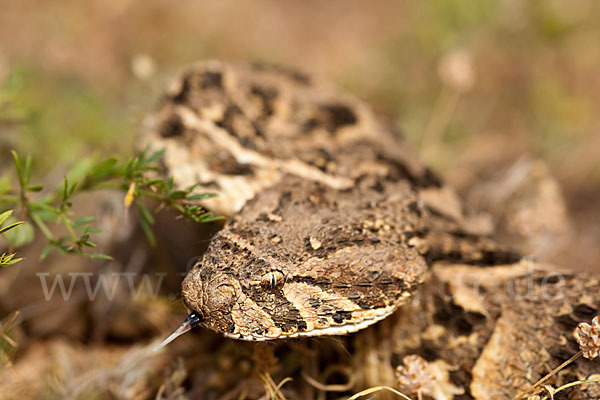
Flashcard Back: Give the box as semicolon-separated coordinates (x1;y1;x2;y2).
0;147;221;260
0;210;23;267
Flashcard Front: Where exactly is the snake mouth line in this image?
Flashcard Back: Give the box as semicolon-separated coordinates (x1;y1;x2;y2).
222;305;397;341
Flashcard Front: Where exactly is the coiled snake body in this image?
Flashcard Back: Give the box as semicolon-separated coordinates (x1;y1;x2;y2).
146;61;598;398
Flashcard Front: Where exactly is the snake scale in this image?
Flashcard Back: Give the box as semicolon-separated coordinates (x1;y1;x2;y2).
142;61;599;399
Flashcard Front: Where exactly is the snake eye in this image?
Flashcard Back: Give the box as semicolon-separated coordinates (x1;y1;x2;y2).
260;270;285;290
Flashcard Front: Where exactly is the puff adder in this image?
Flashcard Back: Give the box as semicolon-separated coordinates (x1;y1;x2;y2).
144;61;520;346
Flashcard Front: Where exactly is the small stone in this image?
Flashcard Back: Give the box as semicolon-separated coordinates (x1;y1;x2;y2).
314;157;326;168
267;213;282;222
407;237;429;254
438;48;475;93
309;237;322;250
131;53;156;81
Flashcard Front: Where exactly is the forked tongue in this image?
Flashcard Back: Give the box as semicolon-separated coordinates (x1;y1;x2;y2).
152;312;203;352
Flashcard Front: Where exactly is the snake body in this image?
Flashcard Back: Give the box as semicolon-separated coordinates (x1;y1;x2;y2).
142;61;521;341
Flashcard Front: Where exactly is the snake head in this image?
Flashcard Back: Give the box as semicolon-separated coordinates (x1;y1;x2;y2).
176;240;304;341
154;258;244;351
181;264;242;334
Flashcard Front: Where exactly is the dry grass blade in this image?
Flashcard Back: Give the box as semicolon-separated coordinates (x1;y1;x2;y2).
301;369;354;392
2;311;19;331
514;350;583;400
538;378;600;400
347;385;413;400
0;311;20;370
0;311;20;347
259;372;291;400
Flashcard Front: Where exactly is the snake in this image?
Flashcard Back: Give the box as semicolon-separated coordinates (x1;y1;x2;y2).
140;60;524;347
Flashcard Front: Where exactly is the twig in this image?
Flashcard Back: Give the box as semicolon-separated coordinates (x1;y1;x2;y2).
514;350;583;400
539;378;600;400
301;368;354;392
347;385;413;400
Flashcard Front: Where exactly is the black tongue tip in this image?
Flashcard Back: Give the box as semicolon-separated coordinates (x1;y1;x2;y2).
152;312;203;352
186;312;203;327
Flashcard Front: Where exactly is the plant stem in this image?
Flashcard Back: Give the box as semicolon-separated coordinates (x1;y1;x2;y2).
514;350;583;400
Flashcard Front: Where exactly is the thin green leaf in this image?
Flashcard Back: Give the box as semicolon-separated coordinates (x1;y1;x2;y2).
11;151;23;186
151;180;167;192
0;221;24;234
185;182;201;192
143;178;165;187
65;157;95;184
48;239;69;254
30;212;53;240
165;177;174;193
62;177;69;205
168;190;187;200
85;253;113;260
68;181;78;198
74;216;96;227
124;159;135;180
137;202;155;225
136;146;149;161
199;213;224;223
28;202;59;214
89;157;118;180
0;252;23;267
186;206;200;213
186;193;217;201
146;148;165;163
3;221;33;247
6;257;22;266
0;210;13;226
26;184;44;192
40;245;53;260
139;214;156;246
23;155;32;186
0;253;14;262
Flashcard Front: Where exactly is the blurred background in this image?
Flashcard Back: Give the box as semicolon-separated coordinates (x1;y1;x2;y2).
2;0;600;267
1;0;599;398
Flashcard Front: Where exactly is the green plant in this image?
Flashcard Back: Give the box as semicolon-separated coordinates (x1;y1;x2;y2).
0;148;222;261
0;210;24;267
